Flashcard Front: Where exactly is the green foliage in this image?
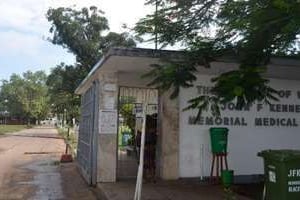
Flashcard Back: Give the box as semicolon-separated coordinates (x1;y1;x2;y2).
184;95;220;120
137;0;300;58
47;63;82;122
46;6;138;122
0;71;49;124
212;67;279;108
103;32;138;52
135;0;300;116
58;127;77;155
118;96;136;132
143;58;197;99
47;6;137;69
47;6;109;68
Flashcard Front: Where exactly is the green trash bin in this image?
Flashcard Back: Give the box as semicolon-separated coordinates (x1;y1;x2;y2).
221;169;234;188
258;149;300;200
209;127;228;153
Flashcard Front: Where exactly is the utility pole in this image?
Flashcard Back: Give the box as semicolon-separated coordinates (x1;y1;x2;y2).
154;0;158;50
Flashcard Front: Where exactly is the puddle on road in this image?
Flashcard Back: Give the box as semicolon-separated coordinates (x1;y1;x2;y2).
24;151;62;155
0;167;36;200
22;158;64;200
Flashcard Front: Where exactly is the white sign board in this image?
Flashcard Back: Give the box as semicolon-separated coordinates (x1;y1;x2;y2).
133;104;158;118
104;95;115;110
147;104;158;115
99;110;117;134
104;83;117;92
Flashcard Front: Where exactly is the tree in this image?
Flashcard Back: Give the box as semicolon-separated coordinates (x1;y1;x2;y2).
135;0;300;116
46;63;82;123
46;6;138;123
47;6;137;70
0;71;49;124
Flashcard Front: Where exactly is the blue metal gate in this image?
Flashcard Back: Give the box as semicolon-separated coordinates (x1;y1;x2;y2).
77;81;99;185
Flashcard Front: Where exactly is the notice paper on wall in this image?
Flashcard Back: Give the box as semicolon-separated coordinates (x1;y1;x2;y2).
99;110;118;134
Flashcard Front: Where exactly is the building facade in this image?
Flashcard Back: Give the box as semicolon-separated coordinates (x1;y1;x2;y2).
75;47;300;184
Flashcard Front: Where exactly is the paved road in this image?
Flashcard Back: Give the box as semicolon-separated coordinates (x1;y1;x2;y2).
0;127;96;200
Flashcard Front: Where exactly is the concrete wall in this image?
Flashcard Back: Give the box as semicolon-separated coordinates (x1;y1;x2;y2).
93;64;300;181
97;72;118;182
159;90;180;179
95;71;181;181
75;50;300;183
179;73;300;178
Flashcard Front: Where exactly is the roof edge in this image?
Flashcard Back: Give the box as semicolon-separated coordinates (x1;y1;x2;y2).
75;51;111;94
75;47;300;94
74;47;184;94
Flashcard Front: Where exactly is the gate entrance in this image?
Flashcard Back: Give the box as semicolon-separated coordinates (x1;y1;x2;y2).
77;81;99;185
117;87;158;179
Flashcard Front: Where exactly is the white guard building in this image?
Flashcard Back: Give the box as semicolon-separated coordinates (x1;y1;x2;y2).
75;47;300;185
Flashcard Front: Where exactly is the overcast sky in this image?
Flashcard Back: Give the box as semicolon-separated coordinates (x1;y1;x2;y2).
0;0;154;81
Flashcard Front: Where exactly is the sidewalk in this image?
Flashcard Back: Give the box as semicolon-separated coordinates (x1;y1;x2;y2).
59;163;97;200
96;179;252;200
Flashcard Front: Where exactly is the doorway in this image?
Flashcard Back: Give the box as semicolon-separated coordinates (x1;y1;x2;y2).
117;86;158;179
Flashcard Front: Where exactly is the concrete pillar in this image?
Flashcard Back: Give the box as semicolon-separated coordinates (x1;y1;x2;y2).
97;72;118;182
159;90;179;180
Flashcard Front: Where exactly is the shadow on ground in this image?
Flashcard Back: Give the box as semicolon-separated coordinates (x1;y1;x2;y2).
233;182;264;200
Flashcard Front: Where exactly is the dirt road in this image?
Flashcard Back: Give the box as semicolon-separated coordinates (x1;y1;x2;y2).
0;127;96;200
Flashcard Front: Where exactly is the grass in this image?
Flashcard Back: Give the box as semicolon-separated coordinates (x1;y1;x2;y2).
58;127;78;156
0;125;28;135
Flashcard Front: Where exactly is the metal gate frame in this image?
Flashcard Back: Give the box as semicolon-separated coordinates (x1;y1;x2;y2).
77;81;99;185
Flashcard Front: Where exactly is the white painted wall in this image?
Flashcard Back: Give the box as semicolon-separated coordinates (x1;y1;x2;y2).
179;74;300;177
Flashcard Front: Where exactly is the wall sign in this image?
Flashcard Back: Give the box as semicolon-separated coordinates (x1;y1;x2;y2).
184;76;300;128
99;110;117;134
104;83;117;92
132;104;158;117
104;95;115;110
